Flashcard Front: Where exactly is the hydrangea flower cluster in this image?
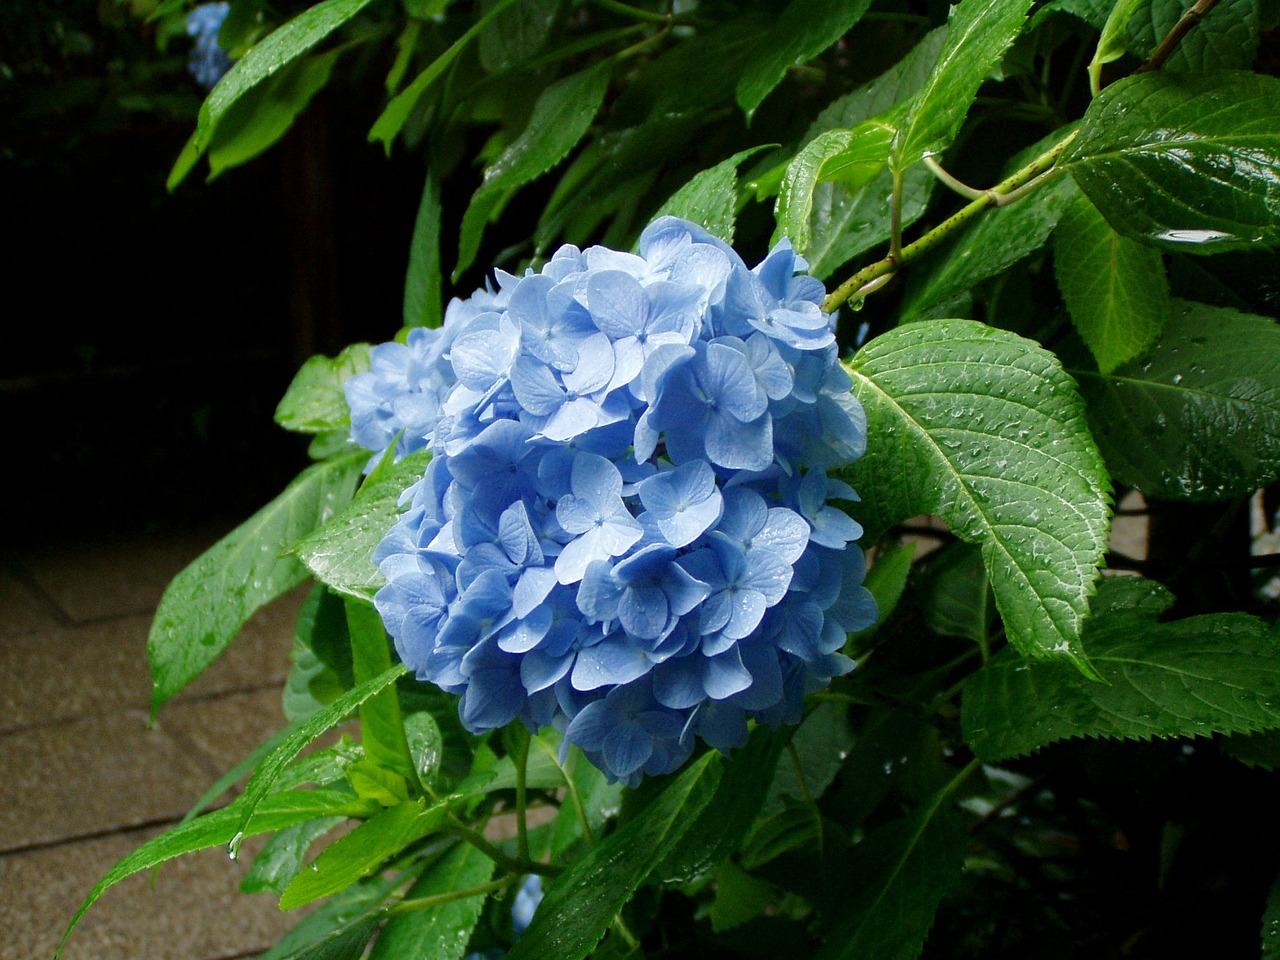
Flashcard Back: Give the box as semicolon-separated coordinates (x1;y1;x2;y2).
186;3;232;90
347;217;876;785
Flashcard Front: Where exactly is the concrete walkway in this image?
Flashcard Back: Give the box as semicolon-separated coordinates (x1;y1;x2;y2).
1;524;308;959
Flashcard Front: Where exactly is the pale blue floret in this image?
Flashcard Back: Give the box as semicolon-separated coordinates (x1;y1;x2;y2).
186;3;232;90
358;217;876;783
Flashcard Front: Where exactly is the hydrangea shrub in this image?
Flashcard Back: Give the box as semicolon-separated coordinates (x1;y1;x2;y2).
348;217;876;784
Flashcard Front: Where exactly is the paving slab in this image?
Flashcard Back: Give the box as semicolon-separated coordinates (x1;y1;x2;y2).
165;686;288;774
19;521;233;623
0;710;212;852
0;565;58;638
0;588;304;735
2;825;300;960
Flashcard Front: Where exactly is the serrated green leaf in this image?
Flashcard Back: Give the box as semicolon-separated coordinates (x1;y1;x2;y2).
842;320;1110;669
168;0;377;188
369;0;522;152
963;577;1280;760
891;0;1036;171
813;805;969;960
1222;729;1280;771
1128;0;1260;72
763;703;851;818
149;450;366;717
777;121;897;254
296;449;430;598
368;843;495;960
235;664;410;857
919;542;994;647
478;0;559;71
900;147;1078;319
1073;300;1280;500
242;816;347;894
506;752;722;960
652;146;772;244
260;875;400;960
57;790;377;958
1062;71;1280;253
456;63;611;278
1264;871;1280;960
657;726;788;881
286;586;355;721
736;0;874;114
405;166;443;329
276;344;372;434
799;28;945;277
203;50;338;181
281;799;447;909
1055;193;1170;373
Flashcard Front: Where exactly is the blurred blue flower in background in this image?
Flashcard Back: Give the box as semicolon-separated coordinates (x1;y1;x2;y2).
347;217;877;785
185;2;232;89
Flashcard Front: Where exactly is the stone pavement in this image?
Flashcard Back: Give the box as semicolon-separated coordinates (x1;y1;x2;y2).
1;522;308;960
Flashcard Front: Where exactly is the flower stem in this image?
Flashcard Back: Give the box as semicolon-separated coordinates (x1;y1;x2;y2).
587;0;678;24
446;817;563;877
823;129;1079;313
385;875;515;916
1135;0;1221;75
512;727;532;864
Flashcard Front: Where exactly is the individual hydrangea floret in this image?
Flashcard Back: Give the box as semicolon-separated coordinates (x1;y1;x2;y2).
348;217;876;786
185;3;233;90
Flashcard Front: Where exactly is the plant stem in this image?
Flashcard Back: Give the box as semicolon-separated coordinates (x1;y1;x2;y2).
446;817;563;877
1135;0;1221;74
512;727;531;864
823;129;1079;313
588;0;677;24
533;737;598;845
385;876;514;916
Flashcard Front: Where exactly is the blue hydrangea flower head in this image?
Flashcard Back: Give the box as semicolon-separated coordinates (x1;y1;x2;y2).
352;217;876;785
186;3;233;90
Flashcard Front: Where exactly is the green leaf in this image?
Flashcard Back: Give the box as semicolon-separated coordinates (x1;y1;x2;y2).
963;578;1280;760
798;27;946;278
813;805;969;960
506;752;723;960
276;344;372;434
234;664;410;857
58;790;377;957
345;595;414;780
777;120;897;255
1062;71;1280;253
202;51;339;182
1088;0;1148;93
842;320;1110;670
368;843;495;960
849;540;916;643
456;63;611;278
368;0;522;152
1072;300;1280;500
168;0;378;188
260;875;399;960
148;450;366;717
285;585;356;721
900;153;1078;320
652;146;772;244
478;0;560;72
1055;193;1170;373
919;542;994;648
242;817;347;894
657;726;788;881
1264;870;1280;960
281;799;447;909
1128;0;1260;72
736;0;874;115
891;0;1036;171
296;450;431;598
763;703;851;818
1222;730;1280;771
404;166;444;329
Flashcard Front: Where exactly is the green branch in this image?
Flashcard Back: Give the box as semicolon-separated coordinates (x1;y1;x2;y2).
823;129;1079;313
